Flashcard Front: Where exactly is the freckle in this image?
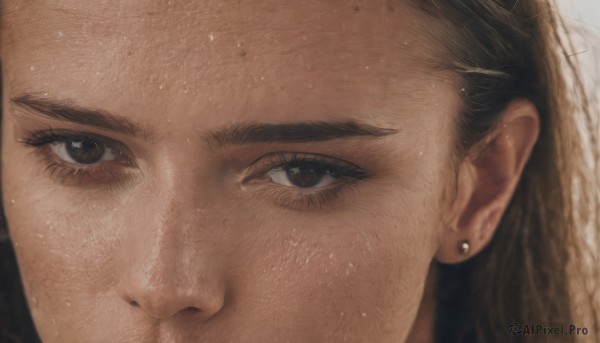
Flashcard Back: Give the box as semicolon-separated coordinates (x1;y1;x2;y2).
238;49;247;57
353;6;360;12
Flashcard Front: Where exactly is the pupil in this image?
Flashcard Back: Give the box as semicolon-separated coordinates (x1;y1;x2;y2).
285;165;325;188
66;138;105;164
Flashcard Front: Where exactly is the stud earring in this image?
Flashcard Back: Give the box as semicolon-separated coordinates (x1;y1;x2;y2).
459;240;470;255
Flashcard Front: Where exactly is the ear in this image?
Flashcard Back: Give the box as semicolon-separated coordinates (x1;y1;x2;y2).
435;98;540;264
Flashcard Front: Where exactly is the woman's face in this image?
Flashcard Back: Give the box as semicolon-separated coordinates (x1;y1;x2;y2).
2;1;461;342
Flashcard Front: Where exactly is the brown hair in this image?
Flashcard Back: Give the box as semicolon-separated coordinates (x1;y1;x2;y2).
410;0;600;342
1;0;599;342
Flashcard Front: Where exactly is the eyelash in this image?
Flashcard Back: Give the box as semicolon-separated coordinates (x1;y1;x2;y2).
20;129;136;187
20;130;370;209
243;152;369;210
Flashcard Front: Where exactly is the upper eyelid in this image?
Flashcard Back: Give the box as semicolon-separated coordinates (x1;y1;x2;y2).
23;129;132;153
248;151;363;169
242;152;369;184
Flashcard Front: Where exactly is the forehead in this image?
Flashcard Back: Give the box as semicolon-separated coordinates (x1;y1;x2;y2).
1;1;447;126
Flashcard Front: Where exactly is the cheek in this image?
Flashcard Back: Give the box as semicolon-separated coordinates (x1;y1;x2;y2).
232;197;439;341
5;194;121;337
2;138;122;339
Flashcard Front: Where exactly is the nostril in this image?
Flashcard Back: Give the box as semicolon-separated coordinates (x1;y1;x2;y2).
127;299;199;314
184;307;200;314
129;300;140;307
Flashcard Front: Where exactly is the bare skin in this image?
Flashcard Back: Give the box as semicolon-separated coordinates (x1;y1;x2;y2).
1;1;539;342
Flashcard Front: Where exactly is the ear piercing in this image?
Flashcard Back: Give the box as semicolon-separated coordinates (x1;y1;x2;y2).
459;240;470;255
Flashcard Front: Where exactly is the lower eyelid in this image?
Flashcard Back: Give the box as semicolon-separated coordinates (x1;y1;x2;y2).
31;146;137;186
243;178;361;210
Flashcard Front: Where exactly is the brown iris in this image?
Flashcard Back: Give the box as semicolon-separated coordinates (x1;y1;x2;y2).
65;138;106;164
285;165;328;188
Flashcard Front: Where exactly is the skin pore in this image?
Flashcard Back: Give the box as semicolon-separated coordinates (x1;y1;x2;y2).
1;1;539;342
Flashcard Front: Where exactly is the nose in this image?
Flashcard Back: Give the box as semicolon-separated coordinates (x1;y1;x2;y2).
117;203;227;320
122;255;226;320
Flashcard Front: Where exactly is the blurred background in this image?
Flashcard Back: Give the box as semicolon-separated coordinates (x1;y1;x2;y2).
560;0;599;28
559;0;599;112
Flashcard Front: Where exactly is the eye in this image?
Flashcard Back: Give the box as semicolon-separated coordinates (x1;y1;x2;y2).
20;129;136;186
242;152;369;210
50;136;119;165
267;162;341;189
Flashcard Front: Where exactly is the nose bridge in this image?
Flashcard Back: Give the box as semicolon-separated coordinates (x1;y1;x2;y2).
118;161;226;320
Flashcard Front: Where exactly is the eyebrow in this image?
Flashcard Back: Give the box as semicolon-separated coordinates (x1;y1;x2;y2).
11;94;399;147
11;94;155;141
206;121;399;148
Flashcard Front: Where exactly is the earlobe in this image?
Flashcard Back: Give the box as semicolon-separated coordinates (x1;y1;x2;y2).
435;98;540;264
